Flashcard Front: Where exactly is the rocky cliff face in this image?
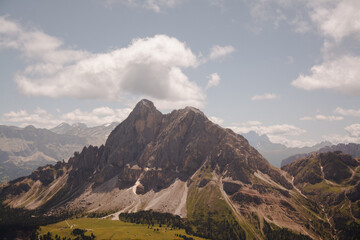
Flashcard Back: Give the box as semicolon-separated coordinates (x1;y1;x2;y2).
0;100;334;239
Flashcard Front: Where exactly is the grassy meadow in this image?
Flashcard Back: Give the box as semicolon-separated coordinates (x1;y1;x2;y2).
38;217;205;240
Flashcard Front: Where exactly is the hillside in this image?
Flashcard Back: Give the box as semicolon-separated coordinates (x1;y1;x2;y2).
0;100;338;239
282;151;360;239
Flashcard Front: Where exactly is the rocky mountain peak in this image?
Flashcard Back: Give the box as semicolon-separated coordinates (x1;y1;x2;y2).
183;106;204;115
95;99;292;191
132;99;157;114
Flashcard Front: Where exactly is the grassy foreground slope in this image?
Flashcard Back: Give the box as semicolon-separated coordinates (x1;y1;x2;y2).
38;218;205;240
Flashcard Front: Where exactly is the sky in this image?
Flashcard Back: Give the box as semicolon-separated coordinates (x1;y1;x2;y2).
0;0;360;147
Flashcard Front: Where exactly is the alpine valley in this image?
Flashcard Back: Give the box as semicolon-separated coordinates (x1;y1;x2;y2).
1;100;359;239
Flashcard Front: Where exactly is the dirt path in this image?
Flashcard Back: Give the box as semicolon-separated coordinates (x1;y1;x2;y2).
348;165;359;182
319;204;337;239
291;176;308;199
346;196;356;221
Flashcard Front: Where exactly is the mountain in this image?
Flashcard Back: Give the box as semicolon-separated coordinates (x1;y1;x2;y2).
281;143;360;167
281;151;360;239
243;131;331;167
0;122;119;183
0;100;336;239
0;125;89;183
50;122;119;146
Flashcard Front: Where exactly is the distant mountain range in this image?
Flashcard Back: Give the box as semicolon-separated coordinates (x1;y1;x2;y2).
51;122;119;146
0;122;118;182
243;131;332;167
281;143;360;167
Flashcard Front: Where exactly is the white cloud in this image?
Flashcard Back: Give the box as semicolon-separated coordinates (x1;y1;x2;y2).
323;123;360;144
292;55;360;96
61;107;132;126
290;15;312;33
0;16;206;109
310;0;360;43
209;116;224;125
229;121;307;147
1;107;132;128
2;107;61;129
0;17;89;65
268;135;317;148
251;93;278;101
299;116;312;121
345;123;360;138
206;73;220;89
242;120;262;126
334;107;360;118
300;114;343;121
247;1;360;96
209;45;235;60
322;134;360;145
249;0;360;41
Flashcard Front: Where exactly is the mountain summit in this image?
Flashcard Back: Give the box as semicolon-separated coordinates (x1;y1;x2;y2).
0;100;334;239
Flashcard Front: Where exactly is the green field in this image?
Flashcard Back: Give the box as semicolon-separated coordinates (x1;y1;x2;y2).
38;217;205;240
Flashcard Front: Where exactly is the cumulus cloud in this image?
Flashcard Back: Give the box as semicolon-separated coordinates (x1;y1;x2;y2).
0;17;89;65
322;123;360;144
249;0;360;41
229;121;308;147
345;124;360;138
2;107;60;129
61;107;132;126
0;16;205;109
310;0;360;43
209;45;235;60
247;1;360;96
323;134;359;144
292;1;360;96
209;116;224;125
300;114;343;121
1;107;132;128
251;93;278;101
334;107;360;118
206;73;220;89
291;55;360;95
